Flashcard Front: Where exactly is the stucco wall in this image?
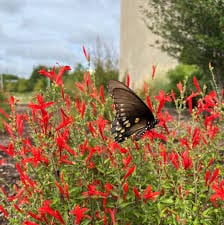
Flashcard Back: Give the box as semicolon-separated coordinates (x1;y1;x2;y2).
120;0;177;88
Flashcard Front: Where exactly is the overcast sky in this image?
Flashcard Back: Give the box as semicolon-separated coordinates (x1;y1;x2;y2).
0;0;120;78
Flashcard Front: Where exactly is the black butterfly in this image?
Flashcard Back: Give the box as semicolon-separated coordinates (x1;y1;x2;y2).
108;80;159;143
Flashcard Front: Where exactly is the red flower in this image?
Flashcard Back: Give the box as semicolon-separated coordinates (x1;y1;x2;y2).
169;151;180;170
159;143;167;164
205;168;220;186
0;107;9;119
193;76;201;93
126;74;130;87
38;200;65;224
146;95;153;113
133;186;141;199
39;65;71;98
123;165;136;180
185;91;199;114
82;184;107;198
107;208;116;225
122;154;132;168
94;116;108;140
100;85;105;103
210;180;224;207
0;204;8;218
88;122;96;137
123;182;129;201
143;185;160;203
70;205;91;224
55;180;70;201
75;98;86;119
192;127;201;147
151;64;157;79
23;221;39;225
177;82;183;94
155;90;171;113
105;182;113;195
82;45;90;62
181;150;192;170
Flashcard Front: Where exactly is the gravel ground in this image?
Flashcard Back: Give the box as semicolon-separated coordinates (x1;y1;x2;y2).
0;104;29;225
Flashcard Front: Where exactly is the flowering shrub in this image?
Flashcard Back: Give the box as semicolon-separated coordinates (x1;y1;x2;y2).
0;53;223;224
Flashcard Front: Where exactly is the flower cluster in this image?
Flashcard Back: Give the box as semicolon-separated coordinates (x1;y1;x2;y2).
0;50;223;224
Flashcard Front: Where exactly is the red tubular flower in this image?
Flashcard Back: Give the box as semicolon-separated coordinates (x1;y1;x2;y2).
205;168;220;186
29;94;54;134
143;185;160;203
169;151;180;170
123;182;129;201
38;200;65;224
133;186;141;199
151;64;157;79
70;205;91;224
0;204;8;218
14;203;23;213
193;76;201;93
23;220;39;225
82;184;107;198
122;154;132;168
143;81;148;95
170;89;176;101
0;107;9;119
55;181;70;201
16;163;36;188
108;208;116;225
210;180;224;207
177;82;183;94
159;143;167;164
155;90;171;113
105;182;113;195
192;127;201;147
123;165;136;180
84;71;92;88
75;98;86;118
181;150;192;170
55;109;73;131
82;45;90;62
0;143;14;157
3;121;15;140
100;85;105;103
146;95;153;112
126;74;130;87
75;82;86;93
95;116;108;140
185;91;199;114
88;122;96;137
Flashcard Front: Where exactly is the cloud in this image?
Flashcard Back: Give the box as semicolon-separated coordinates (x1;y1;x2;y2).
0;0;120;78
0;0;27;14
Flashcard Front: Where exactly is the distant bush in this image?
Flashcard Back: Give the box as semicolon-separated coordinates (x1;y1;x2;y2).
0;91;9;130
165;64;215;107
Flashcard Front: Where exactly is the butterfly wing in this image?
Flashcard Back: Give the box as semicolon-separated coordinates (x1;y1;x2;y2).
108;80;157;143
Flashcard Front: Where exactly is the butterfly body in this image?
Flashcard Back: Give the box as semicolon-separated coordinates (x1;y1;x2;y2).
108;80;158;143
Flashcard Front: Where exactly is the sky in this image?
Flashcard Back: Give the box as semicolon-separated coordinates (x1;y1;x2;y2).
0;0;120;78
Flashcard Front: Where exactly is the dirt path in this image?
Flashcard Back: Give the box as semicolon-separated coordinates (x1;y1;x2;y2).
0;104;29;225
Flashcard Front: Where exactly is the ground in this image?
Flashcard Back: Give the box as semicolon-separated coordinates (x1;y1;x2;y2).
0;104;28;225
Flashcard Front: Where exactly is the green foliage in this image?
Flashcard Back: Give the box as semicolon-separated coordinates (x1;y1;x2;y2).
0;91;9;130
16;78;30;93
29;65;48;91
94;63;118;90
64;63;86;92
143;0;224;85
166;64;209;94
0;64;223;224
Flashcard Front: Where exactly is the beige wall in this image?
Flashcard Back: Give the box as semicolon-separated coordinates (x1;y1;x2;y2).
120;0;177;88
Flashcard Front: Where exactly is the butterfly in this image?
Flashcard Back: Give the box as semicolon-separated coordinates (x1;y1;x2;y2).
108;80;159;143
